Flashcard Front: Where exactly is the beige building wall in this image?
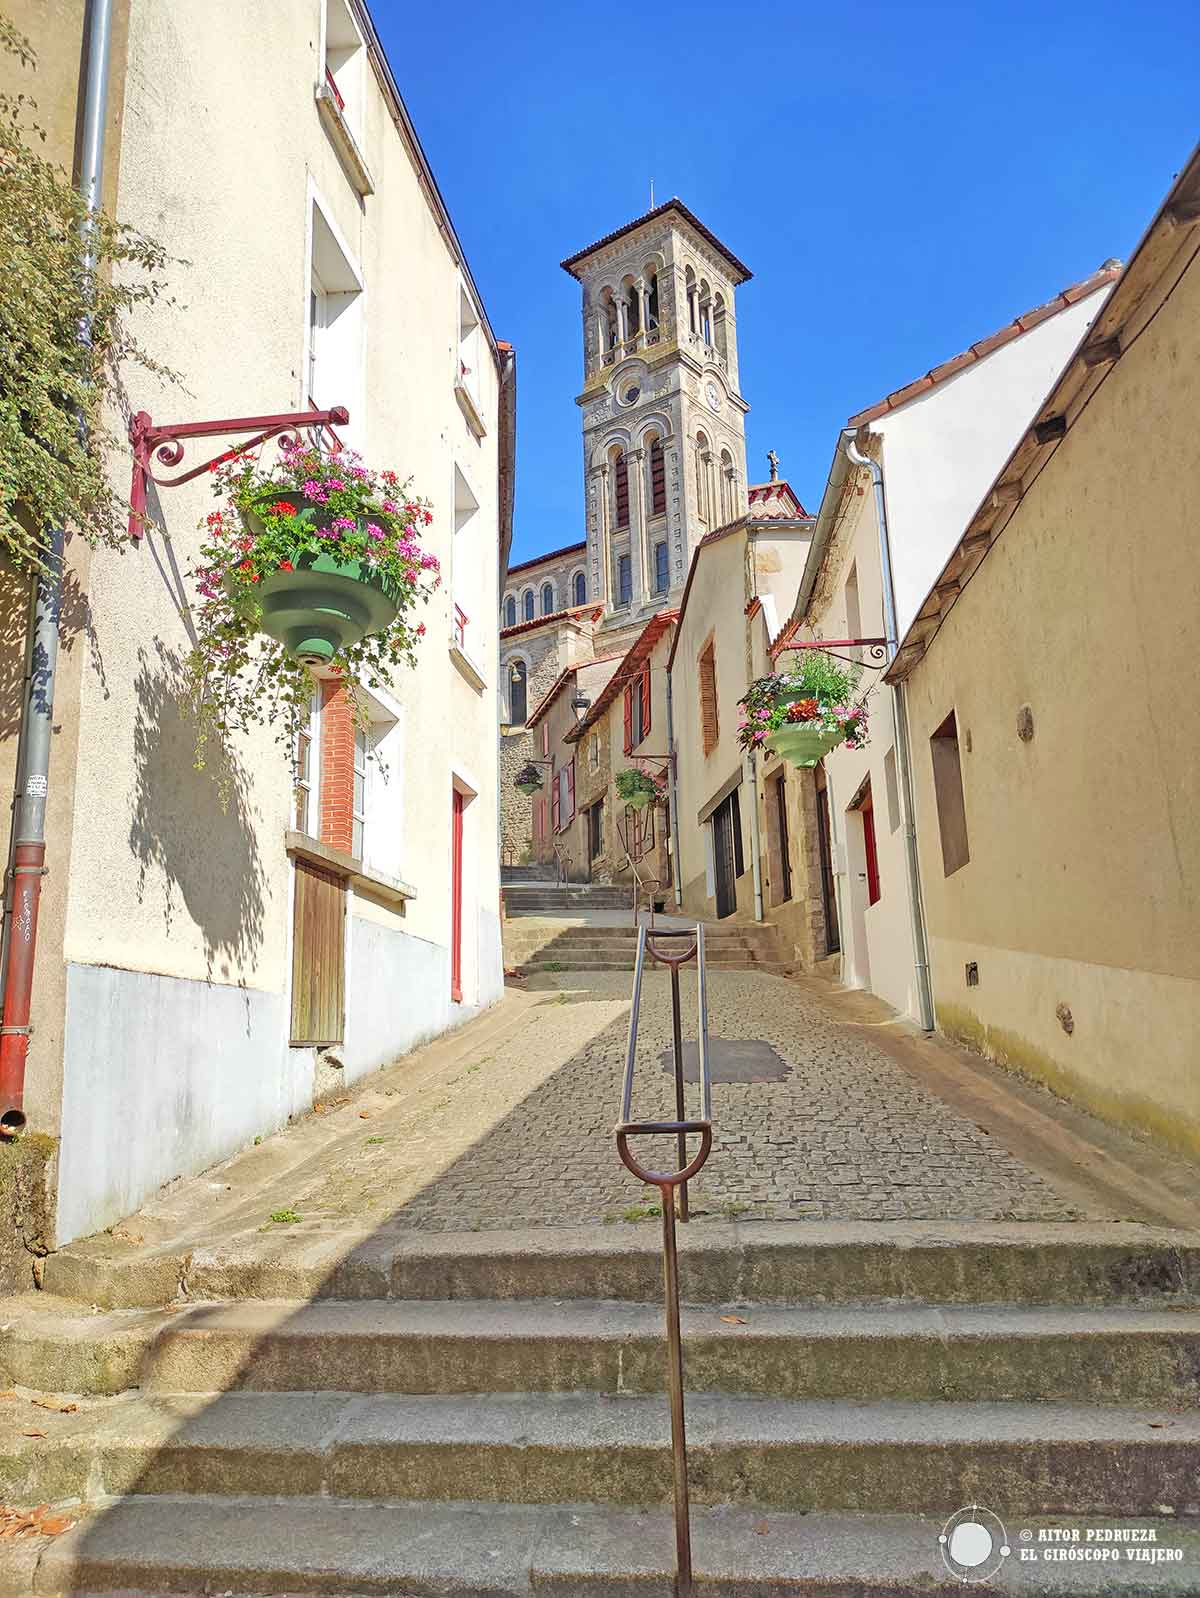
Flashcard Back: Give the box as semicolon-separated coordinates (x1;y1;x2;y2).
11;0;507;1241
902;247;1200;1156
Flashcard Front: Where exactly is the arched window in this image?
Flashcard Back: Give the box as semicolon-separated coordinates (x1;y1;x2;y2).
645;270;659;331
509;659;527;727
695;432;710;525
720;449;734;523
713;293;728;360
602;290;619;351
699;280;712;345
614;450;630;530
541;581;554;615
623;276;639;337
523;589;534;622
685;267;697;334
504;595;516;628
572;570;586;606
648;435;666;518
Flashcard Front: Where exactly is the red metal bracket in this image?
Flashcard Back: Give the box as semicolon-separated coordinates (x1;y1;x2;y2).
127;404;350;538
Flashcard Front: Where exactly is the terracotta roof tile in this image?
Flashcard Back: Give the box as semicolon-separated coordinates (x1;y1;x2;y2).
500;603;601;642
746;479;810;519
561;199;751;283
845;263;1121;429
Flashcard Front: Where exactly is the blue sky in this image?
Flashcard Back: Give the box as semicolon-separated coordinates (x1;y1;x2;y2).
376;1;1197;566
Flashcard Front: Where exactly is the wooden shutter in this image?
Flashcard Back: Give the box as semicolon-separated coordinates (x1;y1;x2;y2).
552;774;560;832
650;442;666;516
862;789;881;905
640;669;651;738
615;454;630;528
699;643;719;755
623;685;633;754
566;759;575;822
290;859;345;1045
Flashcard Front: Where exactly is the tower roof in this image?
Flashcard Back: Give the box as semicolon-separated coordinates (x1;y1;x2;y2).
560;199;752;284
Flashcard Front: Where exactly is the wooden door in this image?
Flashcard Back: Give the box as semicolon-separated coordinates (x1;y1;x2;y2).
712;798;736;919
290;859;345;1045
774;773;792;902
451;789;464;1003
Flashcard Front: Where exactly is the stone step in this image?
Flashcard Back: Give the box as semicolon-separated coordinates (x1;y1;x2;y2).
11;1391;1200;1514
44;1221;1200;1312
35;1495;1200;1595
13;1297;1200;1405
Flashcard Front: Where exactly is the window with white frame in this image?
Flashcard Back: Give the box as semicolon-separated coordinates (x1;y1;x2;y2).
352;724;368;860
458;284;481;409
452;464;480;653
307;201;363;423
293;693;320;835
323;0;365;140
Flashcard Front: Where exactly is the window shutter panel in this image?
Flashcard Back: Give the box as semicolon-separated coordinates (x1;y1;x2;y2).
641;670;651;737
552;778;560;833
567;760;575;821
623;686;633;755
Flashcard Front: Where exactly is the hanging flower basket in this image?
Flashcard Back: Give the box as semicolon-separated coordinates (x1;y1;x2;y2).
737;651;869;769
616;767;665;810
514;762;544;797
186;441;439;776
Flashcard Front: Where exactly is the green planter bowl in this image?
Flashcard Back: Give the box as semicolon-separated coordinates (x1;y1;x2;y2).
234;496;400;665
515;778;542;797
623;789;655;810
765;723;845;767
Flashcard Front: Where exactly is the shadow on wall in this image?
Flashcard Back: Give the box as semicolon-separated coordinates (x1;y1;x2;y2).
128;640;265;982
0;556;102;745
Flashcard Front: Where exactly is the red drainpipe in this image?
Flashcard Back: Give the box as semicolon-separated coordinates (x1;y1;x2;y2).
0;843;45;1133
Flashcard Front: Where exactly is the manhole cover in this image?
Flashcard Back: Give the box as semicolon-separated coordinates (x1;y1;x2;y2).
659;1038;790;1084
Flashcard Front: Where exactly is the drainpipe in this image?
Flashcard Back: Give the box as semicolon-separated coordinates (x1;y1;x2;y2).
664;668;683;908
842;432;935;1034
744;752;764;922
0;0;114;1135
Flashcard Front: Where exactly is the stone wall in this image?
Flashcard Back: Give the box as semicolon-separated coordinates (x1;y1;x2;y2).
0;1135;53;1295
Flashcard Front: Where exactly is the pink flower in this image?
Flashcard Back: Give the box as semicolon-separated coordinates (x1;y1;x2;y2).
332;516;357;530
328;478;346;491
366;523;385;541
381;500;397;514
416;622;426;637
302;479;328;503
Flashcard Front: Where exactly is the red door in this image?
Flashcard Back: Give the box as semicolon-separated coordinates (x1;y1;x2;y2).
450;789;464;1002
861;788;881;906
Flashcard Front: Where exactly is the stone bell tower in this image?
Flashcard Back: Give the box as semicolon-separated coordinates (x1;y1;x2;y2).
561;201;752;634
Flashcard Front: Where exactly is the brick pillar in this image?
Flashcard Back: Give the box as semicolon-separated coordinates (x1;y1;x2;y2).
319;678;355;855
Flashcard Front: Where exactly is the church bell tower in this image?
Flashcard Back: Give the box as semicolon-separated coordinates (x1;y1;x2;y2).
561;201;752;633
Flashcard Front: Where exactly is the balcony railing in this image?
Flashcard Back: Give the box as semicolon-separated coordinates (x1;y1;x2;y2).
452;604;469;649
324;64;345;112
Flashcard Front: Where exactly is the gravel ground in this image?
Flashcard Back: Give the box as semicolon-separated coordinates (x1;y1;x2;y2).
390;970;1092;1232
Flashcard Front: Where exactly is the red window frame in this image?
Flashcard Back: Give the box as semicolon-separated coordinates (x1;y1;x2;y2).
615;453;630;529
623;684;633;754
639;668;651;741
861;789;881;906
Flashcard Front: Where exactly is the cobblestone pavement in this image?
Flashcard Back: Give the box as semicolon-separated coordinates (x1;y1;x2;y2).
389;970;1097;1232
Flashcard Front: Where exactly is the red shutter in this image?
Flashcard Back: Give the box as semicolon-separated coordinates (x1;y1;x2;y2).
566;760;575;823
551;776;560;833
641;669;651;738
862;790;881;906
542;721;549;757
623;685;633;754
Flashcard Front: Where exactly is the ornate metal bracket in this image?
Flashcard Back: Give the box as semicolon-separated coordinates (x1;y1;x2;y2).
127;404;350;538
784;637;889;669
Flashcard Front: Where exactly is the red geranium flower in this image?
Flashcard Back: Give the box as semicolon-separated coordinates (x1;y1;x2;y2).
271;500;298;517
279;560;294;572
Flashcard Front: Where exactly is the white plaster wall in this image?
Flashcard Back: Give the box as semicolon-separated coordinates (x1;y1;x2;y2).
51;0;504;1240
874;290;1110;638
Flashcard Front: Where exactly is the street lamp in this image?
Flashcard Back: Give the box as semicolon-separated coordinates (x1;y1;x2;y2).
570;692;591;726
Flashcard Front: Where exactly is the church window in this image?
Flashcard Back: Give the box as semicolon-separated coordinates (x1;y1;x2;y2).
685;267;697;334
654;541;669;594
603;293;619;351
713;293;728;360
650;439;666;517
620;383;641;407
614;451;630;529
523;588;534;622
720;449;734;523
617;553;632;607
504;594;516;628
646;271;659;331
509;659;528;726
623;276;639;337
541;582;554;615
699;280;712;345
695;432;710;525
573;570;587;606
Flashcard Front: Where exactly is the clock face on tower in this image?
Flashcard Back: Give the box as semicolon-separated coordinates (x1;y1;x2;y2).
705;380;722;413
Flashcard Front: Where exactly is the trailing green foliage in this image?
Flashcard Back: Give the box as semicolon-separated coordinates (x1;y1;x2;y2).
0;17;175;564
737;651;870;755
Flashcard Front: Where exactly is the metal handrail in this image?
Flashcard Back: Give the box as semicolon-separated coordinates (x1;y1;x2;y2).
615;923;712;1595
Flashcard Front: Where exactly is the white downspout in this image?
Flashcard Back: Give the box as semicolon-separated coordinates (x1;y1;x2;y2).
842;432;935;1033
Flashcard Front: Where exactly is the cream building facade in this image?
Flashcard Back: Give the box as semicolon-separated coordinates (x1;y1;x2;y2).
889;148;1200;1156
1;0;512;1242
786;265;1117;1021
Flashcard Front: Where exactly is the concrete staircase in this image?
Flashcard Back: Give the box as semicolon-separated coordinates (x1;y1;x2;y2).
503;881;635;915
507;920;793;976
4;1221;1200;1591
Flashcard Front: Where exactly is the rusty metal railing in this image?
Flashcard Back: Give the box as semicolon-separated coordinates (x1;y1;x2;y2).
615;923;712;1595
